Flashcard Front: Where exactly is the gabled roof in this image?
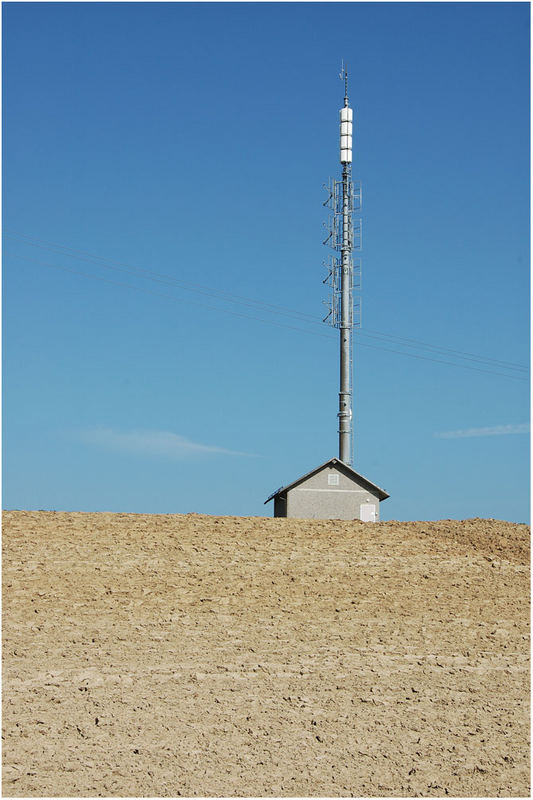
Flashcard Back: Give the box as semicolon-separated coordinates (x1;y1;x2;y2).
264;457;390;503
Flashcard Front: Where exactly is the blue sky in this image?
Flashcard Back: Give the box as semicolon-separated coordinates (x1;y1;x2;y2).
3;1;530;522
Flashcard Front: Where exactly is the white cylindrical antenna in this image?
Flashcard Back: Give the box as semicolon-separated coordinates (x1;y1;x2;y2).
339;103;353;163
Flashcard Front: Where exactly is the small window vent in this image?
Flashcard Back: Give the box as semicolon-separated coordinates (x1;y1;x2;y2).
328;474;340;486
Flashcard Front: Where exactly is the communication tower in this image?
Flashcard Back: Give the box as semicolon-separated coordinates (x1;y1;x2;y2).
264;67;389;521
322;65;361;466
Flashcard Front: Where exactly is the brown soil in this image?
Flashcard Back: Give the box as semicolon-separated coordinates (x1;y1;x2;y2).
2;511;530;797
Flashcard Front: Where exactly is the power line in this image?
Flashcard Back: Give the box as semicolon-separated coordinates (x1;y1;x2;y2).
351;337;529;381
4;230;321;325
7;250;529;383
358;328;529;373
6;252;336;342
4;229;529;374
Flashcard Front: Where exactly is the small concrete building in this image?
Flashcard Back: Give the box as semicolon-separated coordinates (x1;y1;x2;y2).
265;457;389;521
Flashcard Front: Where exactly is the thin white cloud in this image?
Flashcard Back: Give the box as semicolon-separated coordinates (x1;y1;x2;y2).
80;428;255;458
435;423;530;439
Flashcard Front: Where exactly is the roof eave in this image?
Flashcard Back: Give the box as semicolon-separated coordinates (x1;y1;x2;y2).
264;457;390;504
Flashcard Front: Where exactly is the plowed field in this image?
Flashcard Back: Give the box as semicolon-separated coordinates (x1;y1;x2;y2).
2;511;530;797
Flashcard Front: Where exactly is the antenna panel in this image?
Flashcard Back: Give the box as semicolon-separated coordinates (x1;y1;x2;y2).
322;172;362;331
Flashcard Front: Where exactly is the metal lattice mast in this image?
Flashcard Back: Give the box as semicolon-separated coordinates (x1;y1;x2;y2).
323;65;361;466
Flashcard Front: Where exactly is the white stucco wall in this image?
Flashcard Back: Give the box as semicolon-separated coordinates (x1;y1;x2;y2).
286;464;381;521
